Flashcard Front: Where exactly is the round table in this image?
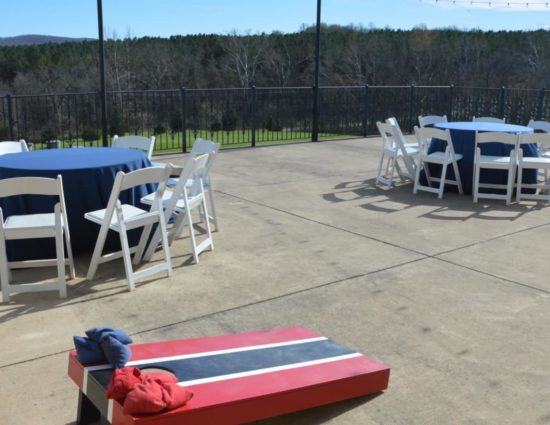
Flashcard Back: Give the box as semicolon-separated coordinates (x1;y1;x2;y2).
431;121;537;194
0;147;152;261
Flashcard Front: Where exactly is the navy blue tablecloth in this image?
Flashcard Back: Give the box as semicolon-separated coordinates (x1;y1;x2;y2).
0;147;153;261
430;122;537;194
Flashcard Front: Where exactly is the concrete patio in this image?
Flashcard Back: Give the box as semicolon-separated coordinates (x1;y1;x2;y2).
0;136;549;424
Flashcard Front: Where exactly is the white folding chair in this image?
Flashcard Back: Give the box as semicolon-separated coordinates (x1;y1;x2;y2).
141;153;213;264
85;166;172;290
413;126;463;198
527;119;550;134
375;121;418;189
473;132;519;205
472;116;506;123
418;115;448;128
516;133;550;203
385;117;418;149
0;140;29;155
167;139;220;231
0;175;75;302
112;135;155;160
527;119;550;161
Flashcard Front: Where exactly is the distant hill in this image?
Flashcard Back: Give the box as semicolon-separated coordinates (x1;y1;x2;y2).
0;34;94;46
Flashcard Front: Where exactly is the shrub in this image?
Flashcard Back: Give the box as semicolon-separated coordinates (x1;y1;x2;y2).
265;116;282;131
153;122;167;135
81;128;99;142
41;128;57;142
210;120;222;132
0;126;8;139
109;105;125;136
222;108;239;131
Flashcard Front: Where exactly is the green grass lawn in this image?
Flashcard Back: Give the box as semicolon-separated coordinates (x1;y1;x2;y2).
32;129;359;154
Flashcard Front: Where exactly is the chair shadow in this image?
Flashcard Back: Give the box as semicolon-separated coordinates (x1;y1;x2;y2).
323;177;549;222
0;244;197;323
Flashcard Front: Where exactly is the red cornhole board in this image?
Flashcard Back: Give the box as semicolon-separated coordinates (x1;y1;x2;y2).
68;327;390;425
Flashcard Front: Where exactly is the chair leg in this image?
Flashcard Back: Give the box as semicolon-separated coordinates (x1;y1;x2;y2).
201;197;214;252
506;165;516;205
473;164;481;203
424;163;433;187
207;187;219;232
55;208;67;298
413;159;422;194
516;165;523;203
133;223;153;265
0;233;10;303
375;152;385;185
186;209;199;264
157;211;173;277
438;162;449;199
62;213;76;280
452;160;464;195
87;222;110;280
117;222;136;291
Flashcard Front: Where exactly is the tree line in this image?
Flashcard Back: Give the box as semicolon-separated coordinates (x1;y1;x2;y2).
1;25;549;95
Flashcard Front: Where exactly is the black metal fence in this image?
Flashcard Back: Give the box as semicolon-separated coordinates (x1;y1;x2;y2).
1;85;549;152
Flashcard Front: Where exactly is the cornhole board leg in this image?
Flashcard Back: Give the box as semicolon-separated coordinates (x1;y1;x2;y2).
68;327;390;425
77;390;108;425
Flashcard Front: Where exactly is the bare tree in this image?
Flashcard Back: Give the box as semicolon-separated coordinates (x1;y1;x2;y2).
221;30;265;87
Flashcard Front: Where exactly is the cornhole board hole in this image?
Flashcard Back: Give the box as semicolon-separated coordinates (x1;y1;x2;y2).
68;327;390;425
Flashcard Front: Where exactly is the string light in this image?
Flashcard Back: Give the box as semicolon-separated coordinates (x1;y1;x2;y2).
419;0;550;8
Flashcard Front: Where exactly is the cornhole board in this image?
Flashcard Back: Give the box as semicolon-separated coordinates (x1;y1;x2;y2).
68;327;390;425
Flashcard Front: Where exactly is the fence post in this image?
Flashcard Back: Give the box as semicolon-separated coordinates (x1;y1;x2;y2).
251;85;257;147
6;94;14;140
499;86;506;119
408;84;415;132
537;87;546;120
312;85;319;142
180;87;187;153
362;85;369;137
448;84;454;120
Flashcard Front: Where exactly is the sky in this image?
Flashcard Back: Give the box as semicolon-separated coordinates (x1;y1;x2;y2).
1;0;550;39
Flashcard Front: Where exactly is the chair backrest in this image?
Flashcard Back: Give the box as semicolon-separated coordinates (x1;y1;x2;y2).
414;126;456;156
518;132;550;151
475;131;518;152
418;115;448;128
0;140;29;155
385;120;416;178
104;166;171;221
385;117;405;135
472;116;506;123
190;138;220;156
376;121;396;151
0;175;63;198
527;119;550;133
173;153;210;196
112;135;155;160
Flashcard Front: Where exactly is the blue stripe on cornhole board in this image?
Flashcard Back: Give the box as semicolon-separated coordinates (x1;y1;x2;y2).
90;339;356;389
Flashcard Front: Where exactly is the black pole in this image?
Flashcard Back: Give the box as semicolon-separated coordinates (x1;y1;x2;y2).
6;94;14;140
180;87;187;153
312;0;321;142
499;86;506;120
97;0;108;147
251;85;257;147
448;84;454;121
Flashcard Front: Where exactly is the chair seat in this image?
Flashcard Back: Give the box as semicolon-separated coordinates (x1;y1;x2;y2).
4;213;57;230
166;177;211;188
85;204;147;228
421;151;463;164
520;157;550;168
141;190;204;211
